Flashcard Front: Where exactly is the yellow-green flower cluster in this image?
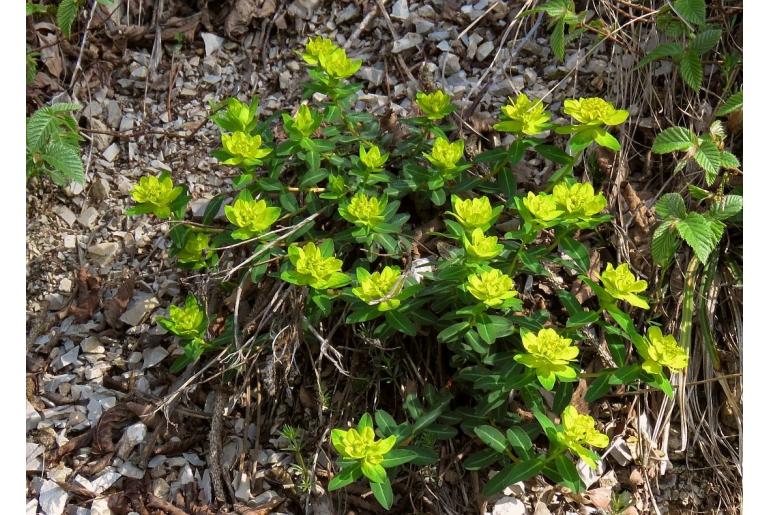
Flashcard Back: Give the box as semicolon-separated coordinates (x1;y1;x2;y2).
158;296;206;338
556;406;609;469
463;229;504;260
600;263;649;309
494;93;552;136
176;232;214;269
352;266;404;311
320;48;362;79
424;137;464;172
466;268;518;308
359;144;389;170
339;192;386;229
514;328;579;390
331;425;397;483
450;195;502;232
302;36;339;66
523;181;606;224
286;104;319;138
415;89;455;120
224;97;254;131
224;193;281;240
130;175;183;219
563;97;629;126
284;242;349;290
641;327;688;375
221;131;272;166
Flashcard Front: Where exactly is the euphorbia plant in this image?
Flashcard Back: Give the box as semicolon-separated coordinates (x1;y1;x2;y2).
122;36;693;511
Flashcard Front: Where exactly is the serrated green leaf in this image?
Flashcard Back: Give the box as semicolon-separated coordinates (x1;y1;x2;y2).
474;425;508;453
57;0;79;37
655;193;686;220
720;151;740;170
674;0;706;26
689;28;721;55
651;127;696;154
27;103;82;151
715;91;743;117
693;139;721;185
550;20;566;62
652;220;681;267
679;49;703;90
41;142;84;185
675;212;721;264
709;195;742;221
636;43;684;68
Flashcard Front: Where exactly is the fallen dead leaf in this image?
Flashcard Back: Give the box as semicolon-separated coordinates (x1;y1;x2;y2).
103;276;135;328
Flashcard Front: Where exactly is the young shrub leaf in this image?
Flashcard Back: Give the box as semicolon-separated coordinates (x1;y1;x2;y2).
652;220;682;267
636;43;684;68
655;193;687;220
673;0;706;26
693;139;722;185
715;91;743;117
690;29;722;55
679;49;703;90
57;0;78;37
675;212;722;264
651;127;696;154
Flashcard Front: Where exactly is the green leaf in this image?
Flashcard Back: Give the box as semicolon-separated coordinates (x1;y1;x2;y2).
679;49;703;90
674;0;706;26
41;142;84;185
585;373;612;402
559;238;589;274
566;310;599;328
552;455;582;491
675;212;721;264
636;43;684;68
482;457;545;496
652;220;681;267
506;427;533;459
57;0;78;37
463;449;501;470
550;20;566;61
655;193;686;220
381;449;418;468
552;381;573;414
709;194;742;221
412;399;449;435
651;127;696;154
693;139;722;185
370;479;394;510
202;195;225;225
689;28;722;55
384;311;416;336
593;130;620;151
375;410;399;436
474;425;508;453
328;465;361;491
720;151;741;170
437;321;469;342
715;91;743;116
27;102;81;150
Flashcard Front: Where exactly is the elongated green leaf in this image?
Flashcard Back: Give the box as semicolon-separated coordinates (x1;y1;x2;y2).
370;479;394;510
585;373;612;402
463;448;501;471
715;90;743;116
506;427;533;459
552;381;573;414
552;455;582;491
474;425;508;453
679;49;703;90
693;139;721;185
483;457;545;496
328;465;361;491
651;127;696;154
381;449;417;468
375;410;399;436
385;311;416;336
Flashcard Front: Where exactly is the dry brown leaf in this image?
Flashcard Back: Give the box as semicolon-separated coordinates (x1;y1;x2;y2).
104;276;135;328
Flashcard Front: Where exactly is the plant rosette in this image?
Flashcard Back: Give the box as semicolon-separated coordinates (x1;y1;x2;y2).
224;190;281;240
281;240;350;290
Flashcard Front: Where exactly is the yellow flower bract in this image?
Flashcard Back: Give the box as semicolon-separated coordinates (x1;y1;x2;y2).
352;266;403;311
600;263;649;309
642;326;688;375
563;97;629;126
466;268;518;307
557;405;609;469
